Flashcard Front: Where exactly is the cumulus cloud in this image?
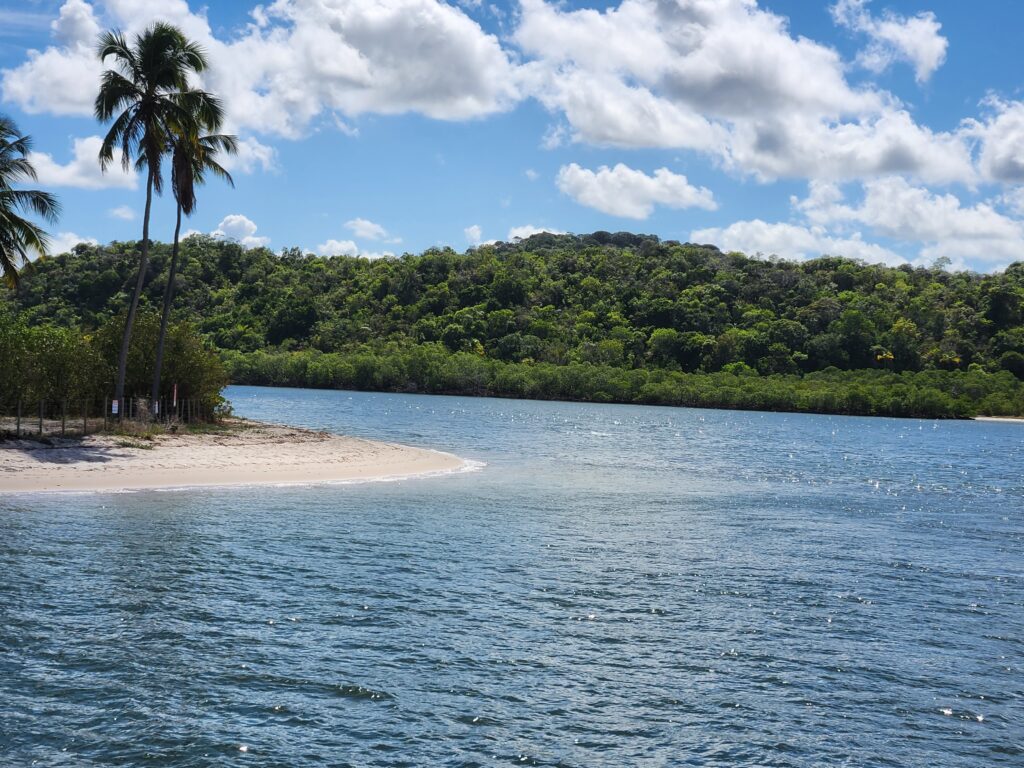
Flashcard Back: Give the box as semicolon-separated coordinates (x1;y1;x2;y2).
29;135;137;189
0;0;993;190
317;238;393;259
696;177;1024;271
557;162;716;219
692;219;904;265
212;214;270;248
0;0;101;115
108;205;135;220
508;224;566;240
345;217;399;242
464;224;483;245
317;238;359;256
801;177;1024;267
999;187;1024;217
515;0;972;184
220;136;277;174
3;0;518;136
965;98;1024;183
516;0;873;154
831;0;948;83
45;231;99;256
725;109;975;184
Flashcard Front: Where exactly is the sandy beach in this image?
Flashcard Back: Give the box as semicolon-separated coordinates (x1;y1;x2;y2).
0;419;468;494
973;416;1024;423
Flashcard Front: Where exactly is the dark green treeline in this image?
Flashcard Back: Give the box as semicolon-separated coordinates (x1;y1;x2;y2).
6;231;1024;418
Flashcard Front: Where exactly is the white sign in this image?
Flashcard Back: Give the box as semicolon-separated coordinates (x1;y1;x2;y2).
111;399;119;415
153;401;159;415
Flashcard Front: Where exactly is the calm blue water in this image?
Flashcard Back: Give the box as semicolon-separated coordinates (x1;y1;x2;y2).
2;385;1023;767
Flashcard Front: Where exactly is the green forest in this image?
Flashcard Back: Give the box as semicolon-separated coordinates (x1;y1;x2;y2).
5;230;1023;419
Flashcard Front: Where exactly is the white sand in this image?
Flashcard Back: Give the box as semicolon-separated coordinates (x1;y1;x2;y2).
973;416;1024;424
0;420;468;494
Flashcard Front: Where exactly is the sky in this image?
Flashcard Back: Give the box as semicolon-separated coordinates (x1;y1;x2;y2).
1;0;1023;272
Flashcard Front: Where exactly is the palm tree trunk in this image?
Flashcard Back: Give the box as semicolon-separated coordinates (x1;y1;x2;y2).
150;202;182;410
114;165;155;417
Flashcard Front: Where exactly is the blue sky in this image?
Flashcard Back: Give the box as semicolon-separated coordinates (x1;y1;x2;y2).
1;0;1023;271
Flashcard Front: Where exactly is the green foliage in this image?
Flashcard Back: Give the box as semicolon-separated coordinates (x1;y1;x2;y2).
219;344;1023;418
0;114;61;287
6;231;1024;418
0;304;225;411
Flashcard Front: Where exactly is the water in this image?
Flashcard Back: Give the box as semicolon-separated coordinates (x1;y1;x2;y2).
2;385;1022;766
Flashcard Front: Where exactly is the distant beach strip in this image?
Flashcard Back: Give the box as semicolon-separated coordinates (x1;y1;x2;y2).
0;420;474;494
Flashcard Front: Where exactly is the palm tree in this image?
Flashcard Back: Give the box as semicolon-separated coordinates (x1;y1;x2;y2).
150;129;237;408
0;116;60;287
94;22;223;414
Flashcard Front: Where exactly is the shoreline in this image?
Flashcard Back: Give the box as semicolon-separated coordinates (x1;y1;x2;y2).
973;416;1024;423
0;419;473;495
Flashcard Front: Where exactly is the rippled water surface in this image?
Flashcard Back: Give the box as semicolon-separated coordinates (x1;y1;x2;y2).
2;385;1023;766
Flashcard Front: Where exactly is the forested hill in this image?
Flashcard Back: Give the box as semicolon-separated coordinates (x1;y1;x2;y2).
7;231;1024;417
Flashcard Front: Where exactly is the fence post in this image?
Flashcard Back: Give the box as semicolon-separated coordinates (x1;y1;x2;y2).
16;398;21;438
38;400;43;435
83;400;88;435
61;399;67;437
104;396;109;432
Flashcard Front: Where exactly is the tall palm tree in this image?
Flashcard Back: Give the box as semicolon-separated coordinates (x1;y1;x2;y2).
94;22;223;413
150;129;237;407
0;116;60;288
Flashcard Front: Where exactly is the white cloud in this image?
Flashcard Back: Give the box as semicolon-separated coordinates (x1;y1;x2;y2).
3;0;519;136
516;0;879;158
725;109;975;184
45;231;99;256
697;177;1024;271
556;162;716;219
29;135;137;190
0;0;991;191
692;219;905;266
212;214;270;248
52;0;101;44
831;0;947;83
220;136;277;174
965;98;1024;183
317;238;393;259
345;217;399;242
108;205;135;220
317;238;359;256
464;224;483;245
508;224;566;240
800;177;1024;268
523;66;725;152
524;168;539;181
515;0;973;185
0;0;100;115
999;187;1024;217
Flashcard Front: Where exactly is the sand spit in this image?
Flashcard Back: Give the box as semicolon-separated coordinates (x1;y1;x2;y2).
0;419;469;494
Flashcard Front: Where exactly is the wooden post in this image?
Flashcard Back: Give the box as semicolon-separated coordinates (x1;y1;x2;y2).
83;400;88;435
16;398;21;437
61;399;67;437
38;400;43;435
104;396;109;432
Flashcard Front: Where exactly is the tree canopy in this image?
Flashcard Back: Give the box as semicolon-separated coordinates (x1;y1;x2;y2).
5;232;1023;418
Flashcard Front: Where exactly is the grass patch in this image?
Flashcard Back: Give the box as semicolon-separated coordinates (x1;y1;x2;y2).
114;438;154;450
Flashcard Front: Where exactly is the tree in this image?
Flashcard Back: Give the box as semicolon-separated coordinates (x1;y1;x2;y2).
151;128;236;407
95;22;222;412
0;116;60;287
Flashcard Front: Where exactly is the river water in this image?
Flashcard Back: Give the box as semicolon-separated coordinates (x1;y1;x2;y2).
2;385;1022;766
